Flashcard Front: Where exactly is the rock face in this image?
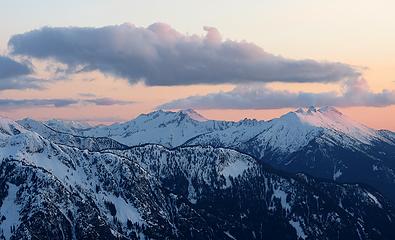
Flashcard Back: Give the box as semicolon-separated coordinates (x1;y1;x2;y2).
2;116;395;239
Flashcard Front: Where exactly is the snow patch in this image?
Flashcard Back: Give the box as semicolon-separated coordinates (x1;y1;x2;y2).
289;219;307;239
333;169;342;180
220;159;251;187
101;194;144;224
367;192;382;209
0;183;21;240
224;231;237;240
221;160;250;178
272;188;291;211
187;180;197;204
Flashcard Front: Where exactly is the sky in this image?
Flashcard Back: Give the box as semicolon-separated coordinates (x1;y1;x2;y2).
0;0;395;130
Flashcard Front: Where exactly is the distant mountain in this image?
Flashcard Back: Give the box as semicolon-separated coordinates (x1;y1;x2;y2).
1;118;395;239
17;118;128;151
44;119;92;134
79;109;241;147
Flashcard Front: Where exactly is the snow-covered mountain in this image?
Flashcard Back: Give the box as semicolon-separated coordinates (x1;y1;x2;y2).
18;108;395;205
2;117;395;239
79;109;244;147
187;106;386;152
16;109;269;150
44;119;91;134
30;106;395;205
17;118;128;151
186;107;395;204
65;107;390;154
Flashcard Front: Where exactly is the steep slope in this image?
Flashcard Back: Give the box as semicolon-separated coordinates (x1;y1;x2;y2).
378;129;395;144
180;108;208;122
0;117;27;136
1;118;395;239
184;118;268;148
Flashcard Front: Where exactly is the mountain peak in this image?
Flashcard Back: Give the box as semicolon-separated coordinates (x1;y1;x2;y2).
45;119;92;129
180;109;208;122
285;106;378;144
293;106;342;116
0;116;26;136
138;109;208;122
307;106;317;114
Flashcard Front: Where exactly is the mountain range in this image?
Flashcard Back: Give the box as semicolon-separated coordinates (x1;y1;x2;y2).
18;107;395;203
1;107;395;239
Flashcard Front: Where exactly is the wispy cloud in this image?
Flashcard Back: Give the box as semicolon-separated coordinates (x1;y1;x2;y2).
0;97;135;109
9;23;360;86
159;78;395;109
83;98;135;106
78;93;97;98
0;98;78;108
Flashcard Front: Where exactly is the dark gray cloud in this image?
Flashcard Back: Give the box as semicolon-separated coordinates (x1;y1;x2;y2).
9;23;360;86
0;56;43;90
159;78;395;109
0;56;32;79
0;97;135;109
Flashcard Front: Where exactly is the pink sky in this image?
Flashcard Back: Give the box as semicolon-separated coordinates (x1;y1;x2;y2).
1;1;395;131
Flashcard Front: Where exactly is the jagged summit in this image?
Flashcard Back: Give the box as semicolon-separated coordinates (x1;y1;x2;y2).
294;106;372;134
306;106;317;114
141;108;209;122
294;106;342;115
130;109;207;125
275;106;378;146
16;106;384;150
81;108;229;147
